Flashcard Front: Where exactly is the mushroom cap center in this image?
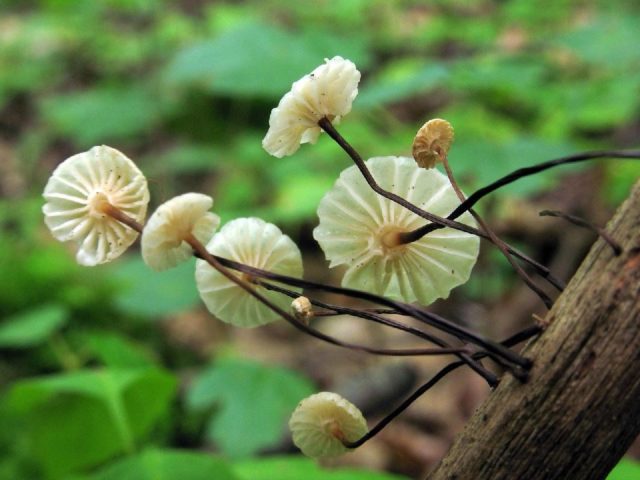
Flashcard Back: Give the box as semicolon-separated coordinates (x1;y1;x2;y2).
377;225;408;254
88;191;111;217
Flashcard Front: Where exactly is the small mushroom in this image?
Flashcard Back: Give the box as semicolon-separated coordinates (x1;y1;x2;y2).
42;145;149;266
291;296;314;325
412;118;455;169
262;56;361;158
289;391;368;458
141;193;220;271
195;217;303;327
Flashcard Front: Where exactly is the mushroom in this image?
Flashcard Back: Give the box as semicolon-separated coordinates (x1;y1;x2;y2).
289;392;368;458
42;145;149;266
313;156;479;305
141;193;220;271
262;56;361;158
195;217;303;327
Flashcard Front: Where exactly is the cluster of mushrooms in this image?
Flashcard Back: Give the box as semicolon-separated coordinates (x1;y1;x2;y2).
43;57;484;458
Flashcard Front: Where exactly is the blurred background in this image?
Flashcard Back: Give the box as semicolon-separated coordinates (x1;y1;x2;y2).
1;0;639;479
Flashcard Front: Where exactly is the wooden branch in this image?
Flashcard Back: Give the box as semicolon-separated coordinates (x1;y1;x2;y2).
428;180;640;480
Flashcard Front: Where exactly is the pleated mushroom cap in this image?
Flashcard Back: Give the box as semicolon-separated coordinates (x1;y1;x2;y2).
142;193;220;271
262;56;361;158
289;392;367;458
42;145;149;266
313;156;479;305
195;217;303;327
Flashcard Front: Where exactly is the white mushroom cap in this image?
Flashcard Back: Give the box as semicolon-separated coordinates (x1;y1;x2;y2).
141;193;220;271
262;56;361;158
313;156;479;305
195;217;303;328
42;145;149;266
289;392;367;458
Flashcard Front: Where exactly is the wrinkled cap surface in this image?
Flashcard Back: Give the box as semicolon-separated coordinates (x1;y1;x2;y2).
195;217;303;327
262;56;361;158
142;193;220;271
313;156;479;305
412;118;455;168
289;392;367;458
42;145;149;266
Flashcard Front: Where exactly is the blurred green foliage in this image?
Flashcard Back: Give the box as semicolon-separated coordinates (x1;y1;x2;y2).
187;356;314;457
607;458;640;480
7;368;176;477
1;0;639;478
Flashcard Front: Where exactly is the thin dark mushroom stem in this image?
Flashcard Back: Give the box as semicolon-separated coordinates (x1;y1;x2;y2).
102;206;496;363
184;233;479;359
261;280;530;383
439;152;553;309
539;210;623;256
215;255;530;372
344;323;543;449
259;280;472;355
412;150;640;238
317;116;566;293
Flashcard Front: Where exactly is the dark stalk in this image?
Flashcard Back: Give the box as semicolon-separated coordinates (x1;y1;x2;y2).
539;210;622;256
102;205;514;382
260;280;457;348
214;255;530;372
413;150;640;238
440;152;553;309
185;234;473;359
344;323;542;448
103;205;479;360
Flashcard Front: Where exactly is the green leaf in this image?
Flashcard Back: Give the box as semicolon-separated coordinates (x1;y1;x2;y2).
40;85;163;146
0;304;67;348
358;60;450;108
604;159;640;206
110;256;201;318
76;448;239;480
75;330;156;368
449;56;546;108
607;458;640;480
142;144;222;176
7;368;176;478
187;357;314;458
233;456;410;480
164;22;370;99
555;15;640;70
541;74;640;131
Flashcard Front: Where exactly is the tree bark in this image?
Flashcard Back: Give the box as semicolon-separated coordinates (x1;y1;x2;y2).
427;180;640;480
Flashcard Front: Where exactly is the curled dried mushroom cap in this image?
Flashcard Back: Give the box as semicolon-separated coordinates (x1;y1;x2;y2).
289;392;367;458
142;193;220;271
42;145;149;266
412;118;454;169
262;56;361;158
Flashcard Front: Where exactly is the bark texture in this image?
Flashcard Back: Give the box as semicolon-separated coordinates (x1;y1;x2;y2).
428;180;640;480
